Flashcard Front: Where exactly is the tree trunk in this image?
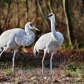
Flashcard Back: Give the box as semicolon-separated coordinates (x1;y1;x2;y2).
63;0;72;46
82;0;84;9
0;6;3;34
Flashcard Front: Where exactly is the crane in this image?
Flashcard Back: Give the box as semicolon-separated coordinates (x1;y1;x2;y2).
33;13;64;79
0;22;39;71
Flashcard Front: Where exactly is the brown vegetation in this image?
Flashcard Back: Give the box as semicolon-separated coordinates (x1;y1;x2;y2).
0;0;84;48
0;49;84;83
0;0;84;83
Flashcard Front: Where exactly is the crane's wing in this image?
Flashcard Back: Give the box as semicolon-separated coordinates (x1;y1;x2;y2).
14;29;30;46
0;29;17;47
34;32;52;50
0;28;26;47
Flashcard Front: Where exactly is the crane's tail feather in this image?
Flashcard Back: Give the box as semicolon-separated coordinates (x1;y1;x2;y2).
0;47;2;51
33;47;39;57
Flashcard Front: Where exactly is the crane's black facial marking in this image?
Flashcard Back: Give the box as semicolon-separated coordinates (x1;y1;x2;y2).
30;23;33;27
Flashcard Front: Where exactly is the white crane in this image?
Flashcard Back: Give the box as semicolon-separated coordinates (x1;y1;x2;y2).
0;22;39;71
33;13;64;79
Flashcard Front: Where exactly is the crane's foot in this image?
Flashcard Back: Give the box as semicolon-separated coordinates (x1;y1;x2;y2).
12;68;14;72
51;74;52;79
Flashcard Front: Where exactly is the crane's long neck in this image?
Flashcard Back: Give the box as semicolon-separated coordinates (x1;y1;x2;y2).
25;27;35;42
50;19;59;41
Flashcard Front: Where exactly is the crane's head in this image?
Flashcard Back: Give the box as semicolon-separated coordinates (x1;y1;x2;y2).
25;22;40;31
44;13;55;20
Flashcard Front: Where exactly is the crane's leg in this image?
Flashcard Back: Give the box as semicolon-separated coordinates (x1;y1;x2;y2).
50;53;54;79
12;50;17;72
0;47;8;58
42;49;47;79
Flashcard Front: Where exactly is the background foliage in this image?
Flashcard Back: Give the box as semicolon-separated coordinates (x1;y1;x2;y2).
0;0;84;49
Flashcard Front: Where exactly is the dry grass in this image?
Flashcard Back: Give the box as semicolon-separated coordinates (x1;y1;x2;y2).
0;50;84;84
0;63;83;84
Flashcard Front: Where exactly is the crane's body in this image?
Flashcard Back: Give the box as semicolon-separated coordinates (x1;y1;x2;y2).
0;28;35;49
33;13;64;79
0;22;39;71
34;32;63;54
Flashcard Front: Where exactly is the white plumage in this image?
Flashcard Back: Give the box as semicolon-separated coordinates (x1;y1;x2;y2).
33;13;64;79
0;22;39;71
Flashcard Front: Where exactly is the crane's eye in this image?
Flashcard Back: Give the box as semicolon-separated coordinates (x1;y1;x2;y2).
30;23;33;26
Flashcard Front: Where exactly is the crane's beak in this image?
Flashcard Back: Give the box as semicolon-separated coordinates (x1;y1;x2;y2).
33;26;40;31
44;15;49;18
